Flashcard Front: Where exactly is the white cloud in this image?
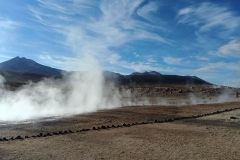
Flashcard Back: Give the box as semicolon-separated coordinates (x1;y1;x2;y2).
0;16;23;44
163;57;182;65
0;16;23;30
178;7;192;16
105;54;172;73
37;0;75;15
221;79;240;88
195;62;240;72
24;0;171;74
177;2;240;32
37;54;81;71
0;53;13;59
195;55;209;61
120;61;171;73
195;63;224;72
137;1;160;23
219;40;240;55
31;0;168;49
133;52;139;57
107;54;121;64
0;52;14;62
147;58;157;63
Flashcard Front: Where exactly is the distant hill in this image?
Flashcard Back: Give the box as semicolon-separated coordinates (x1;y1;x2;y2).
104;71;212;86
0;69;58;83
120;75;211;85
0;56;64;75
0;57;212;86
131;71;161;76
103;71;122;77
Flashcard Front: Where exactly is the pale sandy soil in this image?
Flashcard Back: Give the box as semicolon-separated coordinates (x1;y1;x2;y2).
0;102;240;159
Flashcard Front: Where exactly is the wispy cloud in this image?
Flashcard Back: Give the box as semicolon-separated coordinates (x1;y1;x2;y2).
218;40;240;55
133;52;139;57
195;55;209;61
0;16;23;44
106;54;172;73
208;39;240;58
177;2;240;32
147;58;157;63
222;79;240;87
137;1;161;23
193;61;240;86
107;54;121;64
37;0;75;15
0;17;20;29
37;53;81;71
195;61;240;72
0;52;14;62
195;62;225;72
163;57;183;65
24;0;171;75
28;0;169;72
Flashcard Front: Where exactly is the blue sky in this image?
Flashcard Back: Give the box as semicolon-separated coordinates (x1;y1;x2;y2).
0;0;240;87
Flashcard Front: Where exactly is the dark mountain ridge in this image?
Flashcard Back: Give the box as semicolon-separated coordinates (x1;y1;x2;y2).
118;74;211;86
105;71;212;86
0;57;212;86
131;71;161;76
0;56;64;76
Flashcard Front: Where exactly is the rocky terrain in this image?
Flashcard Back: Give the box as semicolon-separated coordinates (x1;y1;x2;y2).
0;85;240;159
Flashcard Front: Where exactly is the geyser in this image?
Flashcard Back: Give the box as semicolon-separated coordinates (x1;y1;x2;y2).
0;62;124;121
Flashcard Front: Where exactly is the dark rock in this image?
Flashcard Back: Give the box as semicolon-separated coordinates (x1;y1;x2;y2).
3;137;8;141
47;133;53;136
15;136;23;140
82;129;90;131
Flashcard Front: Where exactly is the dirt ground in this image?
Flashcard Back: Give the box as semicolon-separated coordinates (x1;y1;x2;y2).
0;88;240;160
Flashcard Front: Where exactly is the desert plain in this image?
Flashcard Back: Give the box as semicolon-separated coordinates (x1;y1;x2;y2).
0;85;240;160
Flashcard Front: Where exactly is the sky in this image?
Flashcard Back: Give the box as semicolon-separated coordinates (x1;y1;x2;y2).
0;0;240;87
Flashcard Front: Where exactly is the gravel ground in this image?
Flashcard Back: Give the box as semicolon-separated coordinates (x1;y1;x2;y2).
0;99;240;160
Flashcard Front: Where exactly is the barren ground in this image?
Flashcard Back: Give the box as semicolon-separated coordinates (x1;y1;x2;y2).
0;86;240;160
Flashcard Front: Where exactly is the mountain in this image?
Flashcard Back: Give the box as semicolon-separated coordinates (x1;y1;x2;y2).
0;57;212;86
102;71;122;77
119;72;211;86
131;71;161;76
0;56;64;75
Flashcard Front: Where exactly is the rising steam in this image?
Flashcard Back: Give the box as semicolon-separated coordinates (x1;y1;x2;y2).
0;57;150;122
0;69;119;121
0;66;238;122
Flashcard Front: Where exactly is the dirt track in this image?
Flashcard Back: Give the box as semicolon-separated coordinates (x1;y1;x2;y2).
1;100;240;159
